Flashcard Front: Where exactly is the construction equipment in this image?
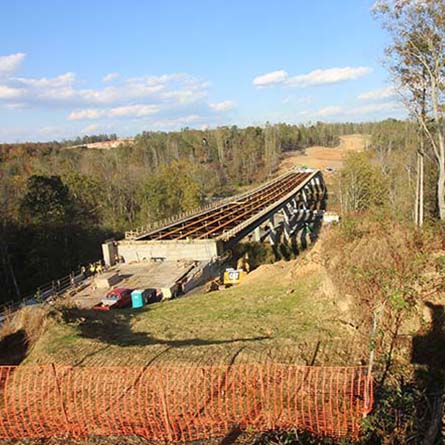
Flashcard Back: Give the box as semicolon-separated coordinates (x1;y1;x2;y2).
223;268;247;286
223;253;250;286
93;288;133;311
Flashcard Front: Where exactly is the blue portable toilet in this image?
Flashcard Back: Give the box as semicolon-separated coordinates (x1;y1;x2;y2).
131;289;145;309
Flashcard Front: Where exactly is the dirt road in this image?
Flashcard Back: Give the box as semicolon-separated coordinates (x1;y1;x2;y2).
279;134;369;177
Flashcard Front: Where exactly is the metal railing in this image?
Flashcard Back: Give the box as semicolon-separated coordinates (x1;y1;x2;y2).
0;262;98;316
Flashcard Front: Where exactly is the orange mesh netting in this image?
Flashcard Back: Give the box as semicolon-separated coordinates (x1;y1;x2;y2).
0;364;373;442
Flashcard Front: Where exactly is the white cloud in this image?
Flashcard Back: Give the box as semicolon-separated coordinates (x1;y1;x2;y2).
253;70;288;87
15;72;76;88
358;86;396;101
282;95;313;105
69;109;102;120
0;53;26;76
352;102;401;114
287;67;371;88
253;66;371;88
109;104;160;118
0;85;23;99
3;102;27;110
69;104;160;120
148;114;204;130
209;100;235;112
103;72;119;82
300;101;402;119
0;53;236;141
0;66;209;108
313;106;344;117
82;124;100;134
177;114;201;123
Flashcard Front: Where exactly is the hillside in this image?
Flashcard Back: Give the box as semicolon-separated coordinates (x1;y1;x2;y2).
9;135;371;368
24;234;364;368
279;134;368;178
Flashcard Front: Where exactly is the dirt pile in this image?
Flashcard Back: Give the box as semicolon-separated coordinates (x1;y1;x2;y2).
241;231;352;315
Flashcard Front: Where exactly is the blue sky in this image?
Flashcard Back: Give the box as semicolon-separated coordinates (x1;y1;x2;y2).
0;0;405;142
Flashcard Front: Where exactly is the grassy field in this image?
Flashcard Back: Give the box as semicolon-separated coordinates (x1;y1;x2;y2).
25;254;360;367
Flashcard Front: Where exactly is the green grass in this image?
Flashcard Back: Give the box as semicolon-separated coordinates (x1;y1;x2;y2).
26;269;344;367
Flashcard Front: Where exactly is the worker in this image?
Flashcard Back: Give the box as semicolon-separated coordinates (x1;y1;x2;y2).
89;263;96;276
34;289;42;303
96;262;103;274
236;253;250;273
243;253;251;273
304;222;315;239
80;265;86;277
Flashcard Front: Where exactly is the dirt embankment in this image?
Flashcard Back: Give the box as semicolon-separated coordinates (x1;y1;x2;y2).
0;306;47;365
279;134;369;179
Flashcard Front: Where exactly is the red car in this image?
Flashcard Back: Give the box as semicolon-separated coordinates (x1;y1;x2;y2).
93;288;133;311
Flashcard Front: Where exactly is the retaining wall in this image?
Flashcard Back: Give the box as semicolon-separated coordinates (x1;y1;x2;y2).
117;239;222;262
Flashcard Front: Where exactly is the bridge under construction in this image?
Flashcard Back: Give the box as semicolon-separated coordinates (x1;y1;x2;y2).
103;168;326;265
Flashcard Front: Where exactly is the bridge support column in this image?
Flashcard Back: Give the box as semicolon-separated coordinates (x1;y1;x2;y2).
253;226;261;242
281;207;292;240
267;214;278;245
301;190;308;209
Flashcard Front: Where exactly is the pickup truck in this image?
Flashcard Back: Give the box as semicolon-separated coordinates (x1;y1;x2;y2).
93;288;133;311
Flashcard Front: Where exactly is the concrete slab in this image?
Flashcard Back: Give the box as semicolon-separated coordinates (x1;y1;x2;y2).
116;260;196;289
71;260;196;309
94;272;121;288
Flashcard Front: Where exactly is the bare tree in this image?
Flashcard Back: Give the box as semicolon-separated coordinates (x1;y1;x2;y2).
374;0;445;220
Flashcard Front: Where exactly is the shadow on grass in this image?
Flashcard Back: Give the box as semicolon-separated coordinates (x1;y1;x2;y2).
412;301;445;388
0;329;28;365
58;306;269;348
411;301;445;443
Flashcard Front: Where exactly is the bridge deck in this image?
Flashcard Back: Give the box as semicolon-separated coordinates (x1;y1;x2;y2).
135;169;316;241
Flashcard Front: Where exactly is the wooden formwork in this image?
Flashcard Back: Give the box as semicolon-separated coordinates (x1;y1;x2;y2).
132;170;323;242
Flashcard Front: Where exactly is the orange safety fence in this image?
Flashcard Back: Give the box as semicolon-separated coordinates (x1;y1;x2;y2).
0;364;373;442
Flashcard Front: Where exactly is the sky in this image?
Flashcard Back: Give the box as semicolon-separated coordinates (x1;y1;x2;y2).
0;0;405;142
